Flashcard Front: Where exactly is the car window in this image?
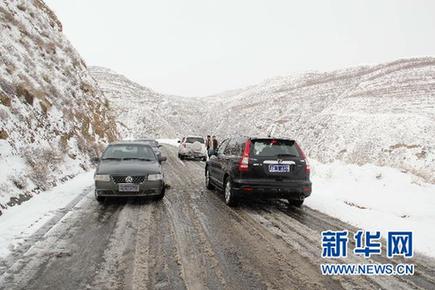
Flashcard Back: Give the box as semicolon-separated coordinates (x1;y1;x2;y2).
102;144;156;160
251;139;300;158
185;137;204;143
223;139;233;155
224;138;243;156
217;139;229;155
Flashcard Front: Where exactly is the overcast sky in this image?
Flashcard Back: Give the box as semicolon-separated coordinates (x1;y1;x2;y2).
45;0;435;97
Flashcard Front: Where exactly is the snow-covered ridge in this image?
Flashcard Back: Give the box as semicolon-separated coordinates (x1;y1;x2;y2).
94;57;434;183
205;57;435;183
0;0;118;212
90;66;204;139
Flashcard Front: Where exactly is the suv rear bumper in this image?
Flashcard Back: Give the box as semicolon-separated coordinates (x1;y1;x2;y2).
231;178;311;200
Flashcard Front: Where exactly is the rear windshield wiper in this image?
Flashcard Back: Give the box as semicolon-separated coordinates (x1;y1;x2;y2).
102;157;122;160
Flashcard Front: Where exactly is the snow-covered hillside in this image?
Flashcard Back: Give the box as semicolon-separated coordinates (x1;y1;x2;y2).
0;1;118;212
90;66;203;139
206;58;435;183
92;58;434;183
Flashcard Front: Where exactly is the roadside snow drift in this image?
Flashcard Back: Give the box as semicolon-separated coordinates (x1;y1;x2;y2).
0;172;93;258
307;160;435;257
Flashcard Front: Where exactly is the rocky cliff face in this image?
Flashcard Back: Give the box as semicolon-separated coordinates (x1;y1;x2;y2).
0;0;118;209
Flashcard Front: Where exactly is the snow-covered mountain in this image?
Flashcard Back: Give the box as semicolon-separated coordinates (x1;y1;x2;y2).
93;58;434;183
206;58;435;183
0;0;118;211
90;66;204;139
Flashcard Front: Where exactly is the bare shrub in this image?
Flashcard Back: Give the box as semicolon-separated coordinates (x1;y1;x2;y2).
0;107;9;120
76;134;90;154
16;82;46;107
2;57;16;75
17;3;26;11
38;96;52;114
59;132;72;153
22;146;62;190
29;162;49;190
80;82;96;96
0;79;16;96
0;92;11;107
16;83;36;105
0;129;8;139
41;147;62;165
104;98;110;109
45;42;57;55
11;175;27;189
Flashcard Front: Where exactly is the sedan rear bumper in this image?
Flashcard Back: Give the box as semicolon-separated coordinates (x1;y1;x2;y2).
95;180;164;197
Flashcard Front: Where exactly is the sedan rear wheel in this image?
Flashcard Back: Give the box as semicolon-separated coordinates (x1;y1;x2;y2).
95;191;104;203
224;178;237;207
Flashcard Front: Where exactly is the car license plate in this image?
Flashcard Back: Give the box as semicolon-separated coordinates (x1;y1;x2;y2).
269;164;290;173
118;183;139;192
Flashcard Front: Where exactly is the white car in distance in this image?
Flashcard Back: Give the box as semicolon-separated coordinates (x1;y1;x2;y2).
178;136;207;161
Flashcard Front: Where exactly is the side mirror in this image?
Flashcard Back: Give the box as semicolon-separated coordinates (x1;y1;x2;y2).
177;140;181;143
91;156;100;163
158;156;167;163
158;144;162;147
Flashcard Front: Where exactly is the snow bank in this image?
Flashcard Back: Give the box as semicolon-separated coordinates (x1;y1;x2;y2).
306;160;435;257
0;171;93;258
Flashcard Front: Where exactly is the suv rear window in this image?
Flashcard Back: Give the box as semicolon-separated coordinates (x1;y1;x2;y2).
185;137;204;144
251;139;300;158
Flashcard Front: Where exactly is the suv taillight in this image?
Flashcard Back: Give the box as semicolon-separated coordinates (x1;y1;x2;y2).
295;142;310;175
238;139;251;172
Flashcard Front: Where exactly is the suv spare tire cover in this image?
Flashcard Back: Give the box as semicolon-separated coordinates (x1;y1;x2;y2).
191;141;203;152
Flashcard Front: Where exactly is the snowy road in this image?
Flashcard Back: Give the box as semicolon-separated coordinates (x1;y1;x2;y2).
0;145;434;290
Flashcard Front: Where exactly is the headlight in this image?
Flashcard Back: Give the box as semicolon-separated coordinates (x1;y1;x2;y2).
148;173;163;181
95;174;111;182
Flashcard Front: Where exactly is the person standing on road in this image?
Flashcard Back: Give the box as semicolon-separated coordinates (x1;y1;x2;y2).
205;135;211;156
211;135;218;156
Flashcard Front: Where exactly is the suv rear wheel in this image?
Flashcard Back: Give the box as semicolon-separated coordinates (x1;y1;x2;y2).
205;169;214;189
224;178;237;206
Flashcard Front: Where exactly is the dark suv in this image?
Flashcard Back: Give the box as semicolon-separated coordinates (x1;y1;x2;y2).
205;136;312;207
